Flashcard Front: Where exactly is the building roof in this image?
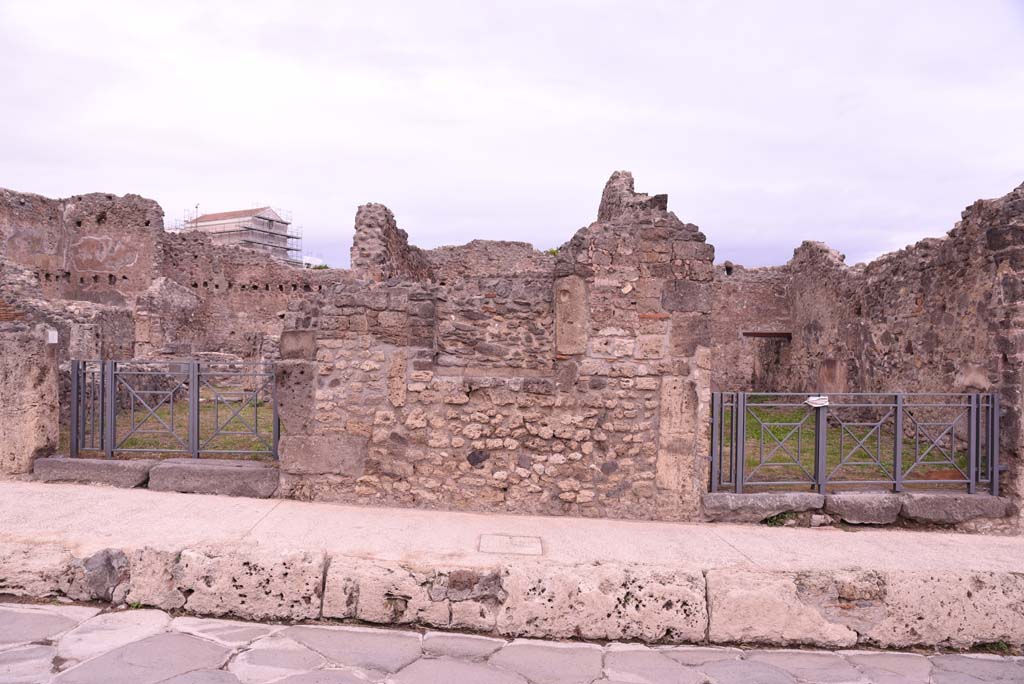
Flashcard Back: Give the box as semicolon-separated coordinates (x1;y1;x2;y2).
192;207;288;224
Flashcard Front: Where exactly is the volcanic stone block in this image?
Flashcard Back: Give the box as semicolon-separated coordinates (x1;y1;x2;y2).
702;492;824;522
554;276;587;355
278;434;367;477
899;492;1009;524
148;459;278;498
661;280;711;313
279;330;317;360
34;457;157;488
824;492;902;524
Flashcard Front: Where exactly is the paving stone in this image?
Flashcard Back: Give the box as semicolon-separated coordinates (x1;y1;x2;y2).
148;458;279;498
930;654;1024;683
171;616;281;647
899;493;1009;524
697;658;797;684
422;631;506;659
702;492;824;522
284;625;421;673
275;671;377;684
0;606;80;648
824;492;902;524
0;644;57;684
387;656;528;684
746;650;865;683
34;457;158;488
228;636;326;684
603;645;706;684
53;632;231;684
57;608;170;663
488;639;604;684
660;646;744;666
843;652;932;683
162;672;242;684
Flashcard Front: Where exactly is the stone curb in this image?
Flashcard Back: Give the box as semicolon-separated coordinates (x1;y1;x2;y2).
1;540;1021;650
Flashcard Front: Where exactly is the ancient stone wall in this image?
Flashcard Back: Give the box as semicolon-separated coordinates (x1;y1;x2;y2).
712;183;1024;509
350;203;433;282
0;189;164;306
711;263;793;391
277;172;716;521
0;324;58;474
426;240;555;282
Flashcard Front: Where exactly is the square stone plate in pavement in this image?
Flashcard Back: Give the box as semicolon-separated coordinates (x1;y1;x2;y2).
478;534;543;556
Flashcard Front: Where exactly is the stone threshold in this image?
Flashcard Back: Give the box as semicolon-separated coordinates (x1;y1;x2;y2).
33;457;278;498
0;481;1022;650
703;491;1011;525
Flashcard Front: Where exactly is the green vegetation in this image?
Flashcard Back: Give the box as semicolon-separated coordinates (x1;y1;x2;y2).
720;399;972;489
61;385;277;461
762;512;796;527
545;247;559;256
309;264;330;270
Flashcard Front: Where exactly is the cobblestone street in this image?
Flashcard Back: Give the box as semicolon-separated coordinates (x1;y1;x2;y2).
1;601;1021;684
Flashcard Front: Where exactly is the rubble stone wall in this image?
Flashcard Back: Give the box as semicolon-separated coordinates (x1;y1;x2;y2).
350;203;433;282
0;189;165;307
712;183;1024;509
1;175;1022;525
277;172;715;520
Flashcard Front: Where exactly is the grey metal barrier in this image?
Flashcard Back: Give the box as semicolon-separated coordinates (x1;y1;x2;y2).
710;392;1001;494
69;359;279;460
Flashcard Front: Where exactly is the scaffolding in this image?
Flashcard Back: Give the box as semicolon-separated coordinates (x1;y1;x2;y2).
173;205;304;266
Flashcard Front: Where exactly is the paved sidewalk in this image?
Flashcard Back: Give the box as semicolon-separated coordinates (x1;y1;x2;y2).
0;481;1021;572
1;601;1022;684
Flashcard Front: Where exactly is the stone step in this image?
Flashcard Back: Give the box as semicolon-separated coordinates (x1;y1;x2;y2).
33;457;157;488
703;490;1011;525
147;458;279;498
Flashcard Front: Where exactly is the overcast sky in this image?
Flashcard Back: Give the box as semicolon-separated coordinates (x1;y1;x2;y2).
1;1;1022;268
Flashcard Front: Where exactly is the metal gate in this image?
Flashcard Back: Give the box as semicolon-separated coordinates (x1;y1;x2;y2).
710;392;1001;494
70;359;279;459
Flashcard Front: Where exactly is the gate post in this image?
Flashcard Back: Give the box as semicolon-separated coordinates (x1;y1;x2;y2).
991;393;1000;496
709;393;721;492
189;360;200;459
735;392;746;493
103;360;115;459
967;393;979;494
70;360;80;459
272;381;281;461
814;403;828;493
893;394;904;492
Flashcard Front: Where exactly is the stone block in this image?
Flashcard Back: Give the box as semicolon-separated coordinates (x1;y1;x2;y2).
0;327;59;475
702;492;824;522
899;492;1009;524
488;640;603;684
279;330;317;360
34;457;157;488
706;569;857;648
554;276;587;355
824;492;902;524
148;459;278;498
862;571;1024;648
279;434;367;477
127;545;326;621
274;360;316;435
661;280;711;313
497;562;707;642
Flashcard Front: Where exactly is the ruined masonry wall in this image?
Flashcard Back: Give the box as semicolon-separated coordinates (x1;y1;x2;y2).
0;325;58;474
277;172;716;521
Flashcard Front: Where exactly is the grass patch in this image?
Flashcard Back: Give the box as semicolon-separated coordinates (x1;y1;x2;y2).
762;512;797;527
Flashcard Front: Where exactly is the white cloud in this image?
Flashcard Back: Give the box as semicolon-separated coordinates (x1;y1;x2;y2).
1;0;1022;268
